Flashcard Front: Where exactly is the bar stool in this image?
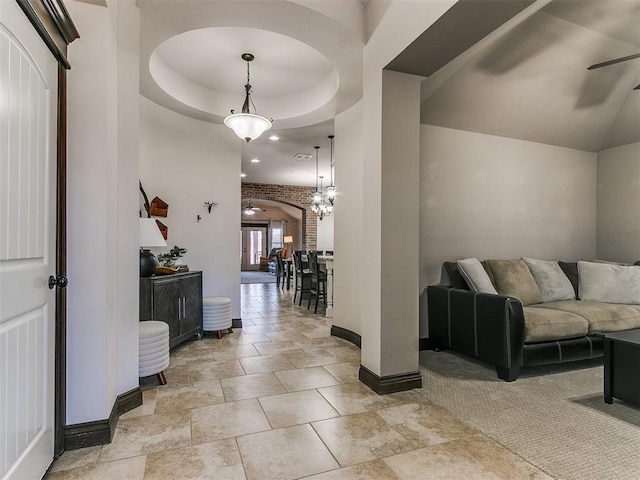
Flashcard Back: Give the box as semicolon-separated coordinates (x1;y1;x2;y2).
203;296;233;339
139;321;170;385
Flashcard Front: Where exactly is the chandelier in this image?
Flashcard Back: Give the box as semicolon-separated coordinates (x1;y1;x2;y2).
224;53;272;143
310;144;334;221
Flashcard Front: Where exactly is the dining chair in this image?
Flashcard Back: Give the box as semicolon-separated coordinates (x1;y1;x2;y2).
275;250;287;290
292;251;311;305
307;251;327;313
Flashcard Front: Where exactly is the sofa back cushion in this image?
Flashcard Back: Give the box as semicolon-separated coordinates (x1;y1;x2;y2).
456;258;498;294
443;262;470;290
522;257;575;302
558;261;579;297
578;261;640;304
484;259;543;306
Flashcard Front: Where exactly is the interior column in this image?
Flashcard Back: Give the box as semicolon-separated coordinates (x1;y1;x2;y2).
359;69;422;393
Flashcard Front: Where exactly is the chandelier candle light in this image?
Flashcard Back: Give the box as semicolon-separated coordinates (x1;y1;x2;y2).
311;145;333;221
224;53;272;142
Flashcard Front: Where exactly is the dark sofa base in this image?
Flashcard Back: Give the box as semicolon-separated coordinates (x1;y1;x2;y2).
427;285;606;381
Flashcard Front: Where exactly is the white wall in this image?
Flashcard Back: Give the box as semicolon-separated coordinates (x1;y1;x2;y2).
419;125;597;336
316;213;334;252
140;97;241;318
334;100;363;336
596;142;640;263
66;0;140;424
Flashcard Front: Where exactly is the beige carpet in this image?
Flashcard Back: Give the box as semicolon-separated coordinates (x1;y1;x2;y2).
419;350;640;480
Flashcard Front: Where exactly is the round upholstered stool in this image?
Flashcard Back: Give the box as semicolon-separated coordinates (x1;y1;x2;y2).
139;321;170;385
203;296;233;339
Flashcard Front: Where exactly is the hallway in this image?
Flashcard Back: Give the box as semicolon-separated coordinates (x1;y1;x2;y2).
46;284;549;479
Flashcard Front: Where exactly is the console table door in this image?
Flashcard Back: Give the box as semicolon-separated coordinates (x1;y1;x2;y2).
0;3;59;478
152;280;180;340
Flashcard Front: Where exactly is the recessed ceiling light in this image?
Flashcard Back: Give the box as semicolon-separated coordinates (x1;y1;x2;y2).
269;135;279;141
251;158;260;163
240;173;247;177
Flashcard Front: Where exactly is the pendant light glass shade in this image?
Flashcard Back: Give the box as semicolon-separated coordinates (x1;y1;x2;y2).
224;113;271;143
224;53;272;143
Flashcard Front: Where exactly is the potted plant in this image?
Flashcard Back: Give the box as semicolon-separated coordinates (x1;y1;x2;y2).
157;245;187;267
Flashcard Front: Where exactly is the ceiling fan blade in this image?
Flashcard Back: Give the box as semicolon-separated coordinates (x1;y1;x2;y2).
634;84;640;90
587;52;640;70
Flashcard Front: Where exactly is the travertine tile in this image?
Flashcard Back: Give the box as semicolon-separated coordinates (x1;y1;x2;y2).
48;446;102;473
239;354;296;374
45;456;146;480
155;379;224;413
322;362;361;384
188;358;246;382
376;402;478;446
259;389;339;428
312;412;420;467
212;344;260;361
191;398;271;444
304;459;402;480
220;372;286;401
274;366;341;392
237;424;339;480
317;383;414;416
159;365;190;387
253;340;304;355
98;410;191;462
240;324;279;334
120;388;158;420
144;439;245;480
285;349;343;368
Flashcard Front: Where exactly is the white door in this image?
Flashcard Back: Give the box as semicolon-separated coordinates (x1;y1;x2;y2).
0;2;58;479
240;226;266;271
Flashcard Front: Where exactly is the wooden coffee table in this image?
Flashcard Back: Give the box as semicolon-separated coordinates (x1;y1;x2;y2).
604;328;640;406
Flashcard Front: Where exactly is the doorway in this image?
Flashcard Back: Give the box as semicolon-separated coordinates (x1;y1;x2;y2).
241;225;268;271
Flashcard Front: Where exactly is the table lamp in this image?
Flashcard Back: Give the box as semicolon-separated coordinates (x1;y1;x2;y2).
283;236;293;256
140;218;167;277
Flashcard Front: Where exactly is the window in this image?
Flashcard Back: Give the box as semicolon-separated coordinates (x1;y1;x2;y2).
270;220;285;250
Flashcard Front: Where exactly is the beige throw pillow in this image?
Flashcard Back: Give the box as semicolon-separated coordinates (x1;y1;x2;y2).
484;259;543;306
578;261;640;304
522;257;575;303
456;258;498;294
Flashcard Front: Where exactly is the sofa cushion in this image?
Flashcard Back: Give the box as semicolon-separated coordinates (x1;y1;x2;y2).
456;258;498;294
522;257;576;303
523;306;589;343
533;300;640;334
578;261;640;304
558;261;579;297
484;259;543;306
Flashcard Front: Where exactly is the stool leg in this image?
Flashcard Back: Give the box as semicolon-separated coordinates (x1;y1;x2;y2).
228;328;233;334
157;371;167;385
217;330;223;339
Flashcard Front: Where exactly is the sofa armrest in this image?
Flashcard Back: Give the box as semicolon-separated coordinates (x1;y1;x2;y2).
427;285;525;381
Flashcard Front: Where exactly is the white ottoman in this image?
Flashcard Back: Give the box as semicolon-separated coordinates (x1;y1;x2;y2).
203;296;233;339
139;321;170;385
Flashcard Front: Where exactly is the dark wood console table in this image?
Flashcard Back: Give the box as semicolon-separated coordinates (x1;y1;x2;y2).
140;271;203;349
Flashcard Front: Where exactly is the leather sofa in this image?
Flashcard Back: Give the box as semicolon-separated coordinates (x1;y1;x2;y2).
428;258;640;381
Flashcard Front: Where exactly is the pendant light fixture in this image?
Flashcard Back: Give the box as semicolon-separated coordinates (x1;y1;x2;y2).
310;145;332;221
224;53;272;143
325;135;336;207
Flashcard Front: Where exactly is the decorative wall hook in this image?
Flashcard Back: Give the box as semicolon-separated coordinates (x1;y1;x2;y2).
203;201;218;213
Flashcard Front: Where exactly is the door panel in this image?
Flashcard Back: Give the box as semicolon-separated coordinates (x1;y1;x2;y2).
241;226;266;271
0;3;58;478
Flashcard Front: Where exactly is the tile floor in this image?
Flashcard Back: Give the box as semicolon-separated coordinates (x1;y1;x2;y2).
45;283;553;480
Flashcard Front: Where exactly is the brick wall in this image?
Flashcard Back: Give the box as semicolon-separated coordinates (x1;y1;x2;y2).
241;182;317;250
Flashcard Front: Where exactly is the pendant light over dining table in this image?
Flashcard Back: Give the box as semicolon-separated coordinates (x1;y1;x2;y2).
224;53;272;142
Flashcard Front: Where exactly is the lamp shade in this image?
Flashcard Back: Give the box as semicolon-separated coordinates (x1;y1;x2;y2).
224;113;272;143
283;236;293;244
139;218;167;248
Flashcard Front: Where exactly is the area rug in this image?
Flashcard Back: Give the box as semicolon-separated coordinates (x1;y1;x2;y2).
419;350;640;480
240;270;276;284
